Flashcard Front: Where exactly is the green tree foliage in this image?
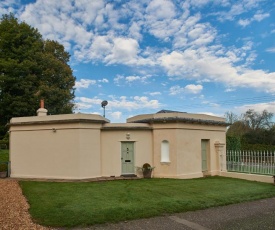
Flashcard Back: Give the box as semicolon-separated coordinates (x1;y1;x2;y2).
0;14;75;138
226;109;275;150
38;40;75;114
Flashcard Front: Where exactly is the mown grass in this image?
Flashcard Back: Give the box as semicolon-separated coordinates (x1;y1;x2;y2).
20;177;275;228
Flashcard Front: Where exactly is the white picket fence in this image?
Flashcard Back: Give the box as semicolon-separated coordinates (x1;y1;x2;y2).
226;150;275;175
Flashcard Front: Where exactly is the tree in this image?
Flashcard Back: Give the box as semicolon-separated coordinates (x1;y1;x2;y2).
227;121;250;137
38;40;75;114
242;109;273;130
0;14;75;138
225;109;275;149
224;111;239;125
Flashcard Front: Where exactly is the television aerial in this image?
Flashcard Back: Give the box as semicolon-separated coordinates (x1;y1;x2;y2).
101;100;108;118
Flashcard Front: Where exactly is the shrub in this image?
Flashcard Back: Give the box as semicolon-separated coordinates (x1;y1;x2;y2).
241;143;275;151
0;140;9;149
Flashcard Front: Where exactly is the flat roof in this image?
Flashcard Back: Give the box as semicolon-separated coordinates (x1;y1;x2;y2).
9;113;110;126
127;112;228;126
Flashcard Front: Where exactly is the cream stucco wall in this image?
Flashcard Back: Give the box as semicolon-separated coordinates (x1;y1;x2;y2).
100;125;152;177
151;123;226;179
9;111;227;180
9;114;108;179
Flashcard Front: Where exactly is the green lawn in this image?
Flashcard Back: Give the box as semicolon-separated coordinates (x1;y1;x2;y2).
20;177;275;228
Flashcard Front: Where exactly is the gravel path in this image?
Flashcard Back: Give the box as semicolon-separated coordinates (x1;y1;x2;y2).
0;179;51;230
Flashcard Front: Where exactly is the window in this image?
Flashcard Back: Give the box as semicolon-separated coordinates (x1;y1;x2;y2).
161;140;170;162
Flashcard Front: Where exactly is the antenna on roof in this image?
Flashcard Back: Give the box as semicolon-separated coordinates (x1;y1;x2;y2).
101;100;108;118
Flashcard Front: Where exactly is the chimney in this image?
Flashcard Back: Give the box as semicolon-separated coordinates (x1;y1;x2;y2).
37;99;48;116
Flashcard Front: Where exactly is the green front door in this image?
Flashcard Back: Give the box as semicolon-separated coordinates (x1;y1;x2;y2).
201;140;208;172
121;142;135;175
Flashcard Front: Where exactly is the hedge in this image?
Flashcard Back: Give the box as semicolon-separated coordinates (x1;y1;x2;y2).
0;140;9;149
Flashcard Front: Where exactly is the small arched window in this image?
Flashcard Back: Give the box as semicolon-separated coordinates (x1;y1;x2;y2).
161;140;170;162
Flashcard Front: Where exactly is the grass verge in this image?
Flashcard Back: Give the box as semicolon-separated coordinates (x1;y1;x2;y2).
20;177;275;227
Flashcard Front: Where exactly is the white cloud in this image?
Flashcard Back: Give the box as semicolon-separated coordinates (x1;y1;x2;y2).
19;0;94;48
125;75;150;84
79;35;113;61
128;21;142;40
175;18;216;48
146;0;176;20
253;12;270;22
238;19;250;27
114;75;125;86
74;96;104;111
225;88;236;92
109;111;122;120
104;37;139;65
76;96;161;111
0;0;18;15
169;84;203;95
185;84;203;94
0;0;17;7
215;0;264;21
187;0;211;8
75;79;96;89
238;12;270;27
144;0;180;42
169;86;183;95
75;78;108;89
16;0;148;64
74;102;92;111
2;0;274;100
266;47;275;53
98;78;109;83
198;111;221;117
80;34;153;67
160;44;275;93
72;0;105;26
236;101;275;114
149;92;161;96
111;96;160;110
201;101;220;107
125;76;141;82
114;75;151;85
76;97;102;105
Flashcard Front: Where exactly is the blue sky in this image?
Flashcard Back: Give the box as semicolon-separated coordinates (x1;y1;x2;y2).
1;0;275;122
